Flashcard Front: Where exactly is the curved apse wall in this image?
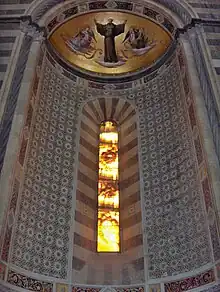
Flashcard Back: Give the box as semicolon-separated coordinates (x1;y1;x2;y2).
1;46;217;290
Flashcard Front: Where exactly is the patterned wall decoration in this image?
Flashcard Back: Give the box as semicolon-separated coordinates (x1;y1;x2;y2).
0;3;219;290
0;41;215;291
10;62;79;279
136;51;212;278
38;0;220;177
0;1;219;292
115;288;144;292
2;0;217;26
178;46;220;262
0;35;215;290
72;288;101;292
46;0;176;37
72;287;144;292
164;269;215;292
7;270;53;292
0;46;45;264
1;0;220;213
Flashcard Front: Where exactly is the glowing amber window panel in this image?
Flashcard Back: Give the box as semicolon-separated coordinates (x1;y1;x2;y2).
97;121;120;252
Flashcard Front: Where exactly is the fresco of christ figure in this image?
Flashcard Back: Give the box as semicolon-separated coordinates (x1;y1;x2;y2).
95;18;127;63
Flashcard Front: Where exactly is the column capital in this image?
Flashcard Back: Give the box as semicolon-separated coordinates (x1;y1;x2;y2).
20;16;46;41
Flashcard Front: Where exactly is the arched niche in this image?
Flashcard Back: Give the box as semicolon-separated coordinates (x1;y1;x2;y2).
73;98;143;284
0;1;220;292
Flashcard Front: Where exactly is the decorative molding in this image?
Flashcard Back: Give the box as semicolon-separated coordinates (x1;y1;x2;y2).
20;17;45;41
164;269;215;292
72;288;101;292
7;270;53;292
72;287;144;292
24;0;194;26
101;288;116;292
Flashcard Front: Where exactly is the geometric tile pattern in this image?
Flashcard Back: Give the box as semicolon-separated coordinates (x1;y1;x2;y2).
6;49;214;284
0;0;219;291
72;288;101;292
0;37;216;290
137;55;212;278
10;64;79;279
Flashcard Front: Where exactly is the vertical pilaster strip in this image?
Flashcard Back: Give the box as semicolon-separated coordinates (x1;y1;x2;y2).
188;27;220;164
0;35;32;177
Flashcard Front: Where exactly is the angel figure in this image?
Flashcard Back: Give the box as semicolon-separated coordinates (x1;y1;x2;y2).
62;26;96;54
123;27;148;49
137;28;148;48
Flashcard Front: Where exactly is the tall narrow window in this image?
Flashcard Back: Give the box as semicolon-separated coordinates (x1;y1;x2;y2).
97;121;120;252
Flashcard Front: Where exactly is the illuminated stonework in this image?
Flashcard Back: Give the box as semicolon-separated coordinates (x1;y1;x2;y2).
97;121;120;252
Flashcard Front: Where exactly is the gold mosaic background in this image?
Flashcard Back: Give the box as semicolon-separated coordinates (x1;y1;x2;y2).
49;11;172;75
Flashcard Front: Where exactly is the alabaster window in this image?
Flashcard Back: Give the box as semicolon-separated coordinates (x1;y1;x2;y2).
97;121;120;252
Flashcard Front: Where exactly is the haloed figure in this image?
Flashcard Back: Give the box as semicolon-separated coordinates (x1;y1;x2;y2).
95;18;126;63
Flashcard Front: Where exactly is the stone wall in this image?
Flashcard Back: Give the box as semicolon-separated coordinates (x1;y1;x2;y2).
0;42;219;291
0;1;220;292
1;0;220;94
